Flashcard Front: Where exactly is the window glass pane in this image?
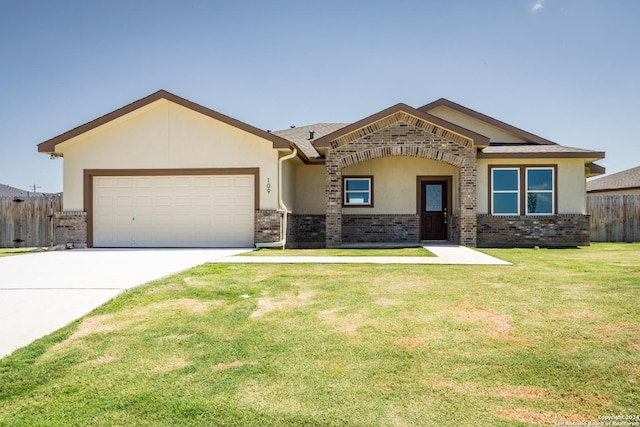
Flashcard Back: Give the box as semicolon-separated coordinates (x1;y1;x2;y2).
494;193;518;214
346;179;369;191
527;169;553;190
426;184;442;211
346;192;370;204
527;192;552;214
493;169;518;191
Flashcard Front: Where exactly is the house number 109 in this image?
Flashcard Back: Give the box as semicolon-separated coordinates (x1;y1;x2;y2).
266;178;271;194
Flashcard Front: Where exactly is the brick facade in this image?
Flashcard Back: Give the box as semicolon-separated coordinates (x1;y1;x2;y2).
325;112;477;247
286;214;326;248
54;211;87;247
476;214;591;247
254;210;282;244
342;214;420;243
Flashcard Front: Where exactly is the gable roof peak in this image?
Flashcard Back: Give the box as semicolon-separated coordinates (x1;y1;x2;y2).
38;90;291;153
420;98;557;145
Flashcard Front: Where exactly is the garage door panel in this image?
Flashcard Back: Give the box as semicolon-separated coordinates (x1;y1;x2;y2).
94;175;254;247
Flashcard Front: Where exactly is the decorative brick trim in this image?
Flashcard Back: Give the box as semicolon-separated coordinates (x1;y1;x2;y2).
342;214;420;243
255;210;282;244
476;214;591;247
54;211;87;246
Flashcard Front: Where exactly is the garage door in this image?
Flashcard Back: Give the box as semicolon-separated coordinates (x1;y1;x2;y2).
93;175;254;247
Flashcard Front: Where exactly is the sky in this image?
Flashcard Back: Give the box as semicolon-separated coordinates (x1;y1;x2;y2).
1;0;638;193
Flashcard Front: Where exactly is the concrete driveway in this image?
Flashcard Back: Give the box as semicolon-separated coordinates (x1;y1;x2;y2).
0;248;249;358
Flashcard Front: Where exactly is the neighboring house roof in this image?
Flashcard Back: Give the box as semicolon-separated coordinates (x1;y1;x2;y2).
38;90;292;153
420;98;557;145
312;103;491;148
586;166;640;193
0;184;29;197
0;184;57;197
273;123;350;160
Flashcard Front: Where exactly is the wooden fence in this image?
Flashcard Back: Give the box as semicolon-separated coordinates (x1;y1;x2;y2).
587;194;640;242
0;195;62;248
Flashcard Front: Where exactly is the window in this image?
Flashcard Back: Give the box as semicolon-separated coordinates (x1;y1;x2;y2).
526;168;554;215
492;168;519;215
490;166;555;215
343;177;372;206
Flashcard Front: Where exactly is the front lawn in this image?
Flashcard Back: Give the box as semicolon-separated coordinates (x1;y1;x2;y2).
1;243;638;426
240;247;435;257
0;248;39;258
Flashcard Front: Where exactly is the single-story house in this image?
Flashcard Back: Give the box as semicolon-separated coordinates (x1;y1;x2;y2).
37;90;605;248
587;166;640;196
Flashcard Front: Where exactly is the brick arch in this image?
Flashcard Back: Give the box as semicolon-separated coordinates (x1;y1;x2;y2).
325;120;477;248
338;146;466;169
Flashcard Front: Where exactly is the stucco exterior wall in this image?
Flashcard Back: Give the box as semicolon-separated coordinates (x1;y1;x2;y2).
476;158;588;215
427;106;527;143
342;157;459;214
57;100;280;211
295;164;325;214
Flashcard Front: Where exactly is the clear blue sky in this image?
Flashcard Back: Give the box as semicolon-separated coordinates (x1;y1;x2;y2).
1;0;638;193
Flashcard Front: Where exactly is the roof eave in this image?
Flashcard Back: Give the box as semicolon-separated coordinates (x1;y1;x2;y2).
477;151;605;160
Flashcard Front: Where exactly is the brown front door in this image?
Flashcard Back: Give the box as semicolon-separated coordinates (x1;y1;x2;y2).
420;180;448;240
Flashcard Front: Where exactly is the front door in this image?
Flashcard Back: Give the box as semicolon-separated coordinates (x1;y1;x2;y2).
420;180;448;240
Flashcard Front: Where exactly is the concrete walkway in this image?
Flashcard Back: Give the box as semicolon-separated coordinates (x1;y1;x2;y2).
217;244;511;265
0;248;248;358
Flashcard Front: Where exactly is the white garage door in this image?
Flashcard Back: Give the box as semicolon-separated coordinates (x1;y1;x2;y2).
93;175;254;247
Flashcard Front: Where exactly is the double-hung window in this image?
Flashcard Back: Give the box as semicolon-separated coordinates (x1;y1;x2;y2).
492;168;520;215
343;176;372;206
526;168;554;215
491;166;555;215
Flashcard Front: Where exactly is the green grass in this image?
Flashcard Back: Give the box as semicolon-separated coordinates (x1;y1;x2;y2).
0;247;40;257
240;247;435;257
1;243;638;426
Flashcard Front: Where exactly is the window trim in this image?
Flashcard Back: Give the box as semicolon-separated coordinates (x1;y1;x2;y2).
489;165;557;216
525;167;555;215
343;176;373;207
491;167;520;215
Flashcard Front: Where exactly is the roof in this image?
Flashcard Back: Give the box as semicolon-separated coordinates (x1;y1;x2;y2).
272;123;350;159
0;184;56;198
420;98;557;145
587;165;640;193
313;103;491;148
0;184;29;197
479;144;605;159
38;90;292;153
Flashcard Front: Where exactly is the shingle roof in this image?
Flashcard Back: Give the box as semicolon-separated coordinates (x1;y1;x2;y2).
0;184;32;197
586;166;640;192
272;123;350;159
479;144;605;159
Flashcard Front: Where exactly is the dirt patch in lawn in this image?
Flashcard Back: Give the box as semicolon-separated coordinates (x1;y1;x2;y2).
318;308;379;338
83;354;120;366
211;359;259;371
152;356;191;373
451;303;513;339
250;294;298;318
493;407;587;425
395;337;426;351
493;385;548;400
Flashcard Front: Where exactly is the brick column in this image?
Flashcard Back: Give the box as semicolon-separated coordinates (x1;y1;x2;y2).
325;157;342;248
459;159;477;246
